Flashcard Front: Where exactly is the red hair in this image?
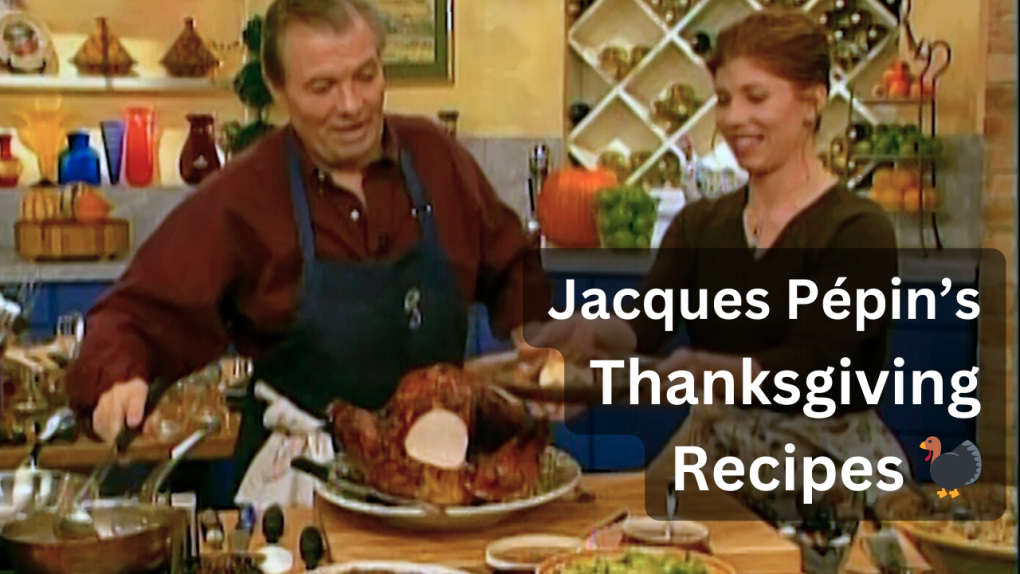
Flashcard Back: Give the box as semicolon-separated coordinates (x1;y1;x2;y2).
707;8;831;96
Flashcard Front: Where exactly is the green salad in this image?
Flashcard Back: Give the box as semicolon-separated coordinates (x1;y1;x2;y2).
554;549;711;574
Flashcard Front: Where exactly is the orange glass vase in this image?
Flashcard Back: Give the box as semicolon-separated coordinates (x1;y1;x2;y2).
124;107;155;187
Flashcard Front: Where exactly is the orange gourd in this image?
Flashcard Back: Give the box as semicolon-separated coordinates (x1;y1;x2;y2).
19;186;60;222
537;167;618;248
74;188;112;222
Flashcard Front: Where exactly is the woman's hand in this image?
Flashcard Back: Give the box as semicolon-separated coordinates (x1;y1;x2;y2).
520;315;638;362
526;401;587;422
656;348;758;404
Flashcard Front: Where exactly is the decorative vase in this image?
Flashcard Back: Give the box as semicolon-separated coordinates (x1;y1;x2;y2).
12;99;70;185
72;17;136;76
124;107;155;187
161;17;220;78
58;131;101;186
100;120;126;185
179;114;221;185
0;133;24;188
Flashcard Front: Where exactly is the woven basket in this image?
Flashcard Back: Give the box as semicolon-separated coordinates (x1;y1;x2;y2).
15;219;130;261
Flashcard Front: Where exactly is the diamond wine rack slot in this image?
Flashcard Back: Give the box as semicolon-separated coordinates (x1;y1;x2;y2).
565;0;906;192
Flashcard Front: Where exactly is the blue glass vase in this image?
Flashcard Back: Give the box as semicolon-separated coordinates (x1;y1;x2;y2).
58;131;101;186
100;120;126;185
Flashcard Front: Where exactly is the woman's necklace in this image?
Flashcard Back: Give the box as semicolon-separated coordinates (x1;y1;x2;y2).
744;177;829;249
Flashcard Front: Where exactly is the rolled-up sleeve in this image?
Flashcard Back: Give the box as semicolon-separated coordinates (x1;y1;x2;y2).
66;186;240;411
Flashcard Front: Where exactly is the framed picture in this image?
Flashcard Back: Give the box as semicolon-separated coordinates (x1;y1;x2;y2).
376;0;452;82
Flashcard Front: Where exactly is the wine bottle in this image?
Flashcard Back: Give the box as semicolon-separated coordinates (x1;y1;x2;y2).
819;10;835;29
880;0;902;20
849;8;872;30
689;30;712;56
845;123;873;144
833;27;848;44
835;12;853;30
865;23;889;50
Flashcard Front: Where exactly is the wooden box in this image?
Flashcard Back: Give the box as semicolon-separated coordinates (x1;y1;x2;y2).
14;218;130;261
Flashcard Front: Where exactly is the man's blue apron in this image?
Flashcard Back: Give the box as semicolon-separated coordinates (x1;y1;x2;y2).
231;130;470;493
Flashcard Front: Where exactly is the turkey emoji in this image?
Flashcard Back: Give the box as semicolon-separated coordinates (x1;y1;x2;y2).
920;437;982;498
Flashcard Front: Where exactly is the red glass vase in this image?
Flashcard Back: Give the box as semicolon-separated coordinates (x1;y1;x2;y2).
179;114;221;185
125;106;155;187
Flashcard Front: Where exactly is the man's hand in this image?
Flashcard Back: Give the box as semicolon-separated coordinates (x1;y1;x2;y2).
92;378;149;443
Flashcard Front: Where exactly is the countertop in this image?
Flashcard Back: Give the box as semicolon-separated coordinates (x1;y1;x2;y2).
312;472;805;574
0;413;240;469
540;248;983;284
0;249;130;283
0;247;984;284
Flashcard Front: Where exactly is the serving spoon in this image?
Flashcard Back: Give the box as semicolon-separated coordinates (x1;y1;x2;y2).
10;408;78;514
54;377;173;540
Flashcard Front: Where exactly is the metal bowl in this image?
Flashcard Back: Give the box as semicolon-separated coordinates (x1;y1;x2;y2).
0;500;188;574
310;561;475;574
315;447;582;531
0;470;96;525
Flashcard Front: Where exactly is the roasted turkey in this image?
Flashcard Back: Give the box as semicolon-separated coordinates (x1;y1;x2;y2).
327;363;549;506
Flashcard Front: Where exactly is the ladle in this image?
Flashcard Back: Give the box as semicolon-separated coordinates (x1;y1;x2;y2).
23;408;77;468
53;377;172;540
10;408;79;515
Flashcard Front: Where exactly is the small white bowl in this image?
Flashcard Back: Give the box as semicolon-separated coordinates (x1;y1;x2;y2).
485;534;584;572
621;516;710;547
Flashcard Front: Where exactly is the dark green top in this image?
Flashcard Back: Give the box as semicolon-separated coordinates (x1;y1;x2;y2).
631;183;898;416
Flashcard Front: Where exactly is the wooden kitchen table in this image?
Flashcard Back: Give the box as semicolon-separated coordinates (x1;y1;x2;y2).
0;412;240;469
314;472;805;574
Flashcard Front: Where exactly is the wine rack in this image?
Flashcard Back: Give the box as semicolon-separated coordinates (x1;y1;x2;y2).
836;0;953;251
563;0;904;192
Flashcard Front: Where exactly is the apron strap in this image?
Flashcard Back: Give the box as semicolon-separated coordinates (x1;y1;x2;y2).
399;149;441;249
284;130;443;268
284;130;317;280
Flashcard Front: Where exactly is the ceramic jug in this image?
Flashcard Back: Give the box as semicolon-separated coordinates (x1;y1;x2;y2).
179;114;221;185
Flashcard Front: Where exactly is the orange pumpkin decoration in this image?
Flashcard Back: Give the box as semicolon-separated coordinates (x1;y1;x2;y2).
19;185;60;222
74;188;112;222
537;167;618;248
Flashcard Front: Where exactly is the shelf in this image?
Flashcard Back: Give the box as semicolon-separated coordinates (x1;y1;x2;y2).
850;154;940;162
679;0;756;37
852;96;937;106
0;74;233;94
0;413;240;468
569;97;662;177
627;144;683;188
569;0;668;86
624;41;713;138
565;0;919;204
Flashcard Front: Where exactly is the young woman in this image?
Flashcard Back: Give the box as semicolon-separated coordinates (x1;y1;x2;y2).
529;8;913;511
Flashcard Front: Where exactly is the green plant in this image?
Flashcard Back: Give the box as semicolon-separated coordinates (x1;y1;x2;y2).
222;15;274;155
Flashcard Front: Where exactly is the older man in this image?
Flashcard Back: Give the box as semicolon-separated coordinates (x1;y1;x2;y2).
67;0;547;500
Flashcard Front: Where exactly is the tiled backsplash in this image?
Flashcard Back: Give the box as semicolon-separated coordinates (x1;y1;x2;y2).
0;134;985;254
